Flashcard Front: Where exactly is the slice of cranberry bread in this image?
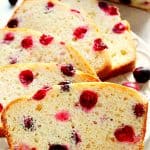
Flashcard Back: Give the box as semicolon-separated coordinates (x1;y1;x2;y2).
7;0;112;79
2;82;148;150
0;28;96;76
0;63;99;136
108;0;150;10
57;0;136;80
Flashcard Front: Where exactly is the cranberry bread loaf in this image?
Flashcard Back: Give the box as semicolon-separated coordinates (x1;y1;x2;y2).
0;28;96;76
7;0;112;79
0;63;99;136
58;0;136;80
2;82;148;150
108;0;150;10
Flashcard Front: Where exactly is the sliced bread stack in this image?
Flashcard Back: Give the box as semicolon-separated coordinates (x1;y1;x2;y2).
7;0;112;79
0;62;99;136
2;82;148;149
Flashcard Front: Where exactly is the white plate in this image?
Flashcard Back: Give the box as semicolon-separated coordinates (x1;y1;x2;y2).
0;1;150;149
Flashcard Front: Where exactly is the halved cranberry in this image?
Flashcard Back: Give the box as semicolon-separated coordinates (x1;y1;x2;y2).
113;23;127;34
19;70;34;86
93;38;108;51
4;32;14;42
98;2;118;16
55;111;70;122
23;116;34;131
114;125;136;142
59;81;71;92
49;144;68;150
21;36;33;49
7;18;18;28
73;26;88;40
71;131;81;145
39;34;54;45
61;64;75;76
79;90;98;111
133;103;145;117
0;103;3;112
32;87;50;100
70;9;80;14
46;2;54;9
122;82;140;91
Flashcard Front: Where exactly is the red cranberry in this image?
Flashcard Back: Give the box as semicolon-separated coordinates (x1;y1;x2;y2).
93;38;108;51
113;23;127;34
19;70;34;86
59;81;71;92
133;103;145;117
9;57;17;64
0;103;3;112
39;34;54;45
7;18;19;28
114;125;135;142
23;116;35;131
70;9;80;14
122;82;140;91
73;26;88;40
21;36;33;49
4;32;14;42
133;67;150;83
32;87;50;100
46;2;54;9
79;90;98;111
9;0;18;6
61;64;75;76
98;2;118;16
71;131;81;145
55;111;70;122
49;144;68;150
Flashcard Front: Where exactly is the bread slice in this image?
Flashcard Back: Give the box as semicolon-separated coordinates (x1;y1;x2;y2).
7;0;112;79
0;28;96;76
108;0;150;10
57;0;136;80
2;82;148;150
0;63;99;136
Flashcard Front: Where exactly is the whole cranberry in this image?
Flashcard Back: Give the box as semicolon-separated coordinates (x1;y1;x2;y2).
133;67;150;83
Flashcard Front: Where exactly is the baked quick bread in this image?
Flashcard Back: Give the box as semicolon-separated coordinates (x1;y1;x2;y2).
0;28;96;76
58;0;136;80
7;0;112;79
2;82;148;150
0;63;99;136
108;0;150;10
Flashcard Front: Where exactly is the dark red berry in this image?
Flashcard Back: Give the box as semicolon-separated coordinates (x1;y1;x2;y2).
7;18;18;28
114;125;135;142
46;2;54;9
133;103;145;117
133;67;150;83
9;57;17;64
60;41;65;45
4;32;14;42
21;36;33;49
113;23;127;34
119;0;131;5
70;9;80;14
98;2;118;16
32;87;50;100
19;70;34;86
79;90;98;111
0;103;3;112
39;34;54;45
59;81;71;92
93;38;108;51
71;131;81;145
73;26;88;40
55;111;70;122
8;0;18;6
49;144;68;150
23;116;35;131
122;82;140;91
61;64;75;76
